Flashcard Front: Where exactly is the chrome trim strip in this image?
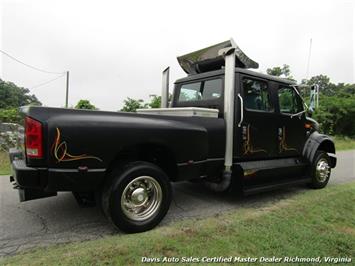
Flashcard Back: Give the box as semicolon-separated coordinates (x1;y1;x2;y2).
48;168;106;173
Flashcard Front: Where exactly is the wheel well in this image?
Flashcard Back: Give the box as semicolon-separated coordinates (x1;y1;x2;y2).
318;139;335;154
107;144;178;181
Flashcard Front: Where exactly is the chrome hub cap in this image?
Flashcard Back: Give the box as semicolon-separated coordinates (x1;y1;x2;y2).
316;159;330;182
121;176;162;221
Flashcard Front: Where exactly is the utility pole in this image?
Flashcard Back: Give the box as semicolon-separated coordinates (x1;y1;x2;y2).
306;38;312;80
65;71;69;108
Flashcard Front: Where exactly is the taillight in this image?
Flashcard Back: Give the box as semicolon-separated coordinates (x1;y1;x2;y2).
25;117;43;158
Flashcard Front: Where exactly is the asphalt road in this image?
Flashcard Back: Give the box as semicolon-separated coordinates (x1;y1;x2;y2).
0;150;354;256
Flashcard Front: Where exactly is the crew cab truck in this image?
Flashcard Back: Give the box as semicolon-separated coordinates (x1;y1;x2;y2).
9;39;336;233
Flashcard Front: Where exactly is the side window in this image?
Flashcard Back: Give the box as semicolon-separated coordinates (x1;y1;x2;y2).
178;82;202;102
278;87;303;114
243;78;273;112
202;79;222;100
178;79;222;102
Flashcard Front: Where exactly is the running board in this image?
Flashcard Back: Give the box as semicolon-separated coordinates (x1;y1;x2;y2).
243;177;311;195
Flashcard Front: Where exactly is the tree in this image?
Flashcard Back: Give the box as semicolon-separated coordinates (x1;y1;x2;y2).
299;74;355;136
147;94;173;108
313;95;355;136
0;79;41;109
148;95;161;109
266;64;295;81
301;75;336;96
75;99;97;110
120;97;147;112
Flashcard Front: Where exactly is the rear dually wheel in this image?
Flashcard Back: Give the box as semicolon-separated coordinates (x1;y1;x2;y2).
102;161;172;233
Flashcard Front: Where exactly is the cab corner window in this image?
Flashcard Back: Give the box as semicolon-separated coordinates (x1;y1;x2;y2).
278;87;303;114
243;78;273;112
178;82;202;102
178;79;222;102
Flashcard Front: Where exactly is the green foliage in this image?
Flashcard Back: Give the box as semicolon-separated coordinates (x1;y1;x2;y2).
0;108;21;123
75;99;97;110
0;79;41;109
0;79;40;124
120;97;147;112
121;94;174;112
148;95;161;108
313;94;355;136
266;64;295;81
299;74;355;136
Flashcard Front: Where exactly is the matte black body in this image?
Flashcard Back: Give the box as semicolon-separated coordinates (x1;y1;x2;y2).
9;68;336;201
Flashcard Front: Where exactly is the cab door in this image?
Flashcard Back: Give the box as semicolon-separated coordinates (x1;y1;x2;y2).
275;85;307;157
234;75;278;160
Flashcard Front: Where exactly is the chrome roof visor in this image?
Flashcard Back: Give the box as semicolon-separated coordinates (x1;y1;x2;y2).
177;39;259;75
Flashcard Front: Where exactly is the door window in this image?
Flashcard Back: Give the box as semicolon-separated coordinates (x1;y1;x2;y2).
202;79;222;100
278;87;303;114
242;78;273;112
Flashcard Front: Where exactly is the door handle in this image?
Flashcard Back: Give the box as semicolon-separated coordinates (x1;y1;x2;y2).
238;93;243;127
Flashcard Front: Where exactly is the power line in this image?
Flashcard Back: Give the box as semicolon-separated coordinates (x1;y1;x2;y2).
0;49;65;75
30;74;66;89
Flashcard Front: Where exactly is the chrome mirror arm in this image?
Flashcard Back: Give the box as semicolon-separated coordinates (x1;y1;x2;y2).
290;110;307;118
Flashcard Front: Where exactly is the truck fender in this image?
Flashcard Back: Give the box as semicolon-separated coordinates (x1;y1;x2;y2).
302;132;336;168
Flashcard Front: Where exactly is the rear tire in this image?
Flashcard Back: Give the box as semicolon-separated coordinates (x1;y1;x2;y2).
102;161;172;233
309;151;331;189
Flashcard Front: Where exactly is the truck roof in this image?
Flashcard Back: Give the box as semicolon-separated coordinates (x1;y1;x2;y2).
175;67;296;85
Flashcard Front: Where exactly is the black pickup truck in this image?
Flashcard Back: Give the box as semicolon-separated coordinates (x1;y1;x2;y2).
9;40;336;233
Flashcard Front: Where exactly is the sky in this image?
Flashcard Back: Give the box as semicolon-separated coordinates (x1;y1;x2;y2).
0;0;354;111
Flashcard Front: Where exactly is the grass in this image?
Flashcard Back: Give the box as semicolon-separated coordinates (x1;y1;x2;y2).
333;136;355;151
2;182;354;266
0;150;10;175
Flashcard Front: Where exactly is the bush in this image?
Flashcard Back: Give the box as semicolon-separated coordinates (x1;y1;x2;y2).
0;108;21;124
313;95;355;137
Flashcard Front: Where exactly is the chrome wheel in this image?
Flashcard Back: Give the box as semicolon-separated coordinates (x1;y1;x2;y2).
315;158;330;182
121;176;162;221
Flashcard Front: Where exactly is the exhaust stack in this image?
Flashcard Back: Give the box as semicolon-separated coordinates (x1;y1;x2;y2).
220;47;236;174
161;67;170;108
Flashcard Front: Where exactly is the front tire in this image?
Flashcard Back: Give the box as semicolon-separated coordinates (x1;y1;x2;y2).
309;151;331;189
102;161;172;233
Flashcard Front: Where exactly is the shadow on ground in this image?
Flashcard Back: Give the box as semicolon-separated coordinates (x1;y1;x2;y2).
0;179;308;257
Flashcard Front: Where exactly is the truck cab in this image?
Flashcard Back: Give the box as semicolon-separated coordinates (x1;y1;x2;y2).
9;39;336;233
170;67;333;192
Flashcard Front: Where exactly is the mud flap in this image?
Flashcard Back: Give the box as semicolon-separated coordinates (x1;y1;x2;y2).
18;188;57;202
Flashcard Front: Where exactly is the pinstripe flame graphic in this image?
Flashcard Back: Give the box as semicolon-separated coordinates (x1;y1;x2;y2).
52;128;102;163
279;126;297;153
243;124;267;155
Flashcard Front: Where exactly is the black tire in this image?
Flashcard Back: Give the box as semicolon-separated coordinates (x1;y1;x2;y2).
102;161;172;233
309;151;331;189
